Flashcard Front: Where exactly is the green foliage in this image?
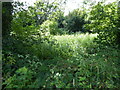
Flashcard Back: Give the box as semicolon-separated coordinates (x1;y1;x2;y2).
57;28;69;35
3;33;120;88
64;9;88;33
3;67;36;88
2;0;120;89
30;0;62;25
55;11;65;28
45;34;120;88
2;1;54;86
54;33;98;58
40;20;58;35
85;1;120;46
40;20;67;35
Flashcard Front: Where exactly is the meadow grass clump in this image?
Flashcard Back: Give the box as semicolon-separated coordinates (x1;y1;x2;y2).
53;33;98;57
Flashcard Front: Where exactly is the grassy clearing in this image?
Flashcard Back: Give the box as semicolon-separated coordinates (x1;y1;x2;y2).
53;33;98;58
54;33;97;46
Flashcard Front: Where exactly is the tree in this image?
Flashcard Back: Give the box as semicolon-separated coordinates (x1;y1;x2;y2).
85;1;120;46
29;0;62;26
64;9;87;33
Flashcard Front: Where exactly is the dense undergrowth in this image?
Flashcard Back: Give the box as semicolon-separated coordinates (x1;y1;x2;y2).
3;33;120;88
2;0;120;89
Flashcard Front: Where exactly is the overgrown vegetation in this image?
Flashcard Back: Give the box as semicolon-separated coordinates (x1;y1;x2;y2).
63;9;88;33
2;0;120;89
85;1;120;46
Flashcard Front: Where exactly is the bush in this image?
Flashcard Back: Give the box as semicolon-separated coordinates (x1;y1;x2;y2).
3;67;37;88
64;9;88;33
85;1;120;46
40;20;68;35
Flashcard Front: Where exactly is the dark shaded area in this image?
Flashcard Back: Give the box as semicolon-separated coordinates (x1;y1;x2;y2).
64;9;88;33
2;2;13;38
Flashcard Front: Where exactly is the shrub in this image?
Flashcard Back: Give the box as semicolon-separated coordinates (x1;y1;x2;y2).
40;20;67;35
64;9;88;33
3;67;37;88
85;1;120;46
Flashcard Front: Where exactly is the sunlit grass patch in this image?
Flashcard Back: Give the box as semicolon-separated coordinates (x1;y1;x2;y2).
52;33;98;58
54;33;98;47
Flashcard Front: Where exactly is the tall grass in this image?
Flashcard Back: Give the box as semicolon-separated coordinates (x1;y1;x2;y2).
50;33;120;88
31;33;119;88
